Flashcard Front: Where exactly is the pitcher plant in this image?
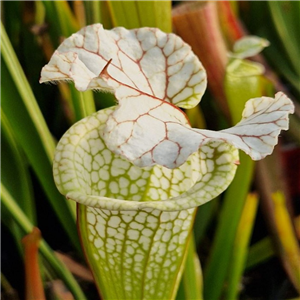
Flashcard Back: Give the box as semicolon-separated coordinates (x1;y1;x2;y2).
40;24;294;299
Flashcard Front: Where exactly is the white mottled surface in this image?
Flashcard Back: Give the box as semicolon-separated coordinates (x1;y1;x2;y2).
104;90;294;169
40;24;206;109
81;206;194;299
53;107;239;211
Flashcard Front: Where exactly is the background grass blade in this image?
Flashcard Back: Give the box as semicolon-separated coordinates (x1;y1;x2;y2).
256;147;300;294
246;237;275;270
107;0;171;31
1;22;81;252
272;191;300;294
178;236;203;300
42;1;80;40
203;152;254;300
1;184;87;300
203;57;265;300
193;200;218;247
84;1;101;25
225;193;259;300
1;21;56;160
1;111;37;254
41;1;96;121
1;111;36;224
240;1;300;98
268;1;300;78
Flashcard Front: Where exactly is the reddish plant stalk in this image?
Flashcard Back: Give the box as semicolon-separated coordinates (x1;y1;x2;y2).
172;2;231;122
22;227;46;300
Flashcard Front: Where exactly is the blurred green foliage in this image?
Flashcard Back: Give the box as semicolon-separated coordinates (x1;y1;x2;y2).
1;1;299;299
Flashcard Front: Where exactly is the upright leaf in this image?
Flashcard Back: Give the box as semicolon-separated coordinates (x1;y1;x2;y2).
1;184;87;300
203;42;268;300
1;22;81;252
107;1;172;32
1;112;36;224
225;193;259;300
268;1;300;77
272;192;300;293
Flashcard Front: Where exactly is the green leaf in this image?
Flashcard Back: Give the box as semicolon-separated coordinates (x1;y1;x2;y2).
41;1;96;121
245;1;300;96
1;22;81;253
203;56;264;300
84;1;113;29
43;1;80;40
231;36;270;59
225;193;259;300
1;22;56;160
178;235;203;300
1;1;23;55
84;1;102;25
272;191;300;293
1;111;36;224
1;184;87;300
203;152;254;300
1;112;36;253
263;38;300;94
107;1;172;32
246;237;275;269
268;1;300;77
193;200;218;246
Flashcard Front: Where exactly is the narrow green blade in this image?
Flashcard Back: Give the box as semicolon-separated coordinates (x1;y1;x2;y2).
41;1;96;121
107;0;172;32
203;58;264;300
1;184;87;300
1;22;80;252
268;1;300;77
246;237;275;269
1;111;36;224
178;235;203;300
225;193;259;300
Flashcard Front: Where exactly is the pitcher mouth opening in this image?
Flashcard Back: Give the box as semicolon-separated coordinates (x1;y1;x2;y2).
65;157;231;212
54;106;239;214
66;190;195;212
